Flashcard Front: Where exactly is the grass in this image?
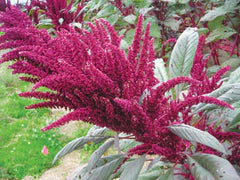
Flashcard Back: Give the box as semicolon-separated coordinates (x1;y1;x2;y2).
0;63;68;179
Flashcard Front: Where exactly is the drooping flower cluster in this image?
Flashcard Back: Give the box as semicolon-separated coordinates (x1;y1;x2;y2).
0;6;239;166
0;7;157;135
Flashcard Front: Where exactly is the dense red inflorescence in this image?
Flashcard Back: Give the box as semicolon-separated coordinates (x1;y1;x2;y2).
0;6;239;168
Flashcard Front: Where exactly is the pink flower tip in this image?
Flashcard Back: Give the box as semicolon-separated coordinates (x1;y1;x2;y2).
41;145;49;156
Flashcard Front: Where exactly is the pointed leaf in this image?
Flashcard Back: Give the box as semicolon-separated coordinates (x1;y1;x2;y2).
82;155;125;180
206;27;236;43
154;58;169;83
110;158;136;179
87;125;108;136
169;28;199;97
168;124;226;154
227;66;240;84
157;168;174;180
87;139;114;170
72;155;122;179
52;136;109;165
194;83;240;112
120;155;146;180
139;169;163;180
187;154;240;180
200;7;228;22
227;112;240;132
123;14;137;24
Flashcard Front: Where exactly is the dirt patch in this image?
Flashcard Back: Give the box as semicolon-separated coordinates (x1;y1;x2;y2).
39;151;85;180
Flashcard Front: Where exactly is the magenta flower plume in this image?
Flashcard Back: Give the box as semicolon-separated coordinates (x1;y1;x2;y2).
0;8;156;134
190;34;231;95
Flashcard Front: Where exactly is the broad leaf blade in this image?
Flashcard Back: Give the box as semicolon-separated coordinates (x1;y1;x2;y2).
169;28;199;97
194;83;240;112
87;125;108;137
52;136;109;165
82;155;125;180
206;27;236;43
87;139;114;170
200;7;228;22
227;112;240;132
154;58;169;83
120;155;146;180
168;124;226;154
187;154;240;180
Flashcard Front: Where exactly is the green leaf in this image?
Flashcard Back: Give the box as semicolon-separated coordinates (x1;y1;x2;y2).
208;16;225;31
164;17;181;31
149;23;160;38
123;14;137;24
139;169;163;180
87;139;114;171
106;14;119;25
197;28;209;34
109;158;136;179
120;155;146;180
194;83;240;112
168;124;227;154
120;39;129;49
139;160;164;180
227;66;240;84
227;112;240;132
157;168;174;180
206;27;236;43
119;134;141;152
52;136;108;165
123;0;133;6
52;126;109;165
71;155;123;179
221;58;240;75
124;29;136;44
187;154;240;180
169;27;199;97
154;58;169;83
224;0;240;10
87;125;108;136
82;155;124;180
200;7;228;22
96;4;114;18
